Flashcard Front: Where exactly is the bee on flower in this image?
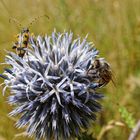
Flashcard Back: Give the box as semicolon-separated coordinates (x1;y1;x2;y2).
87;58;115;87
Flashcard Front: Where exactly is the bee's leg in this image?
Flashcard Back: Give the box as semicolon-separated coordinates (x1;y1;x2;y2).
99;82;107;88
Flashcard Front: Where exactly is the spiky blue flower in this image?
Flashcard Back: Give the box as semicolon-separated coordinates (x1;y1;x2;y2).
1;31;104;140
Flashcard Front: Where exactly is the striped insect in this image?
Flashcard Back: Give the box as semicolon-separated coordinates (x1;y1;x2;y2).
12;27;31;57
10;15;49;58
88;58;115;87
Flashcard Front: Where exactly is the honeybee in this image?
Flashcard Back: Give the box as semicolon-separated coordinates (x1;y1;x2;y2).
88;58;115;87
12;27;31;57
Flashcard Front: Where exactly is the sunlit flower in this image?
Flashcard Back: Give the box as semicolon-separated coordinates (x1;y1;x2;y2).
1;31;105;140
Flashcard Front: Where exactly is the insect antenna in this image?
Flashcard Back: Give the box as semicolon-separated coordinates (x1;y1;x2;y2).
28;15;49;28
9;17;22;29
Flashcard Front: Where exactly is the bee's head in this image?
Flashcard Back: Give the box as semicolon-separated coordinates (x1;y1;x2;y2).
22;27;29;33
93;59;100;69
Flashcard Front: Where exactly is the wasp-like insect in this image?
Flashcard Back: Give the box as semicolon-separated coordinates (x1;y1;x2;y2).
10;15;49;58
88;58;115;87
12;27;31;57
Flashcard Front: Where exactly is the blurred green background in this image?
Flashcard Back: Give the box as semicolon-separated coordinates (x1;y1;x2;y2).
0;0;140;140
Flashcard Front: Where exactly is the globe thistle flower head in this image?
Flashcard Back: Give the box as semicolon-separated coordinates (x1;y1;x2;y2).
1;31;106;140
